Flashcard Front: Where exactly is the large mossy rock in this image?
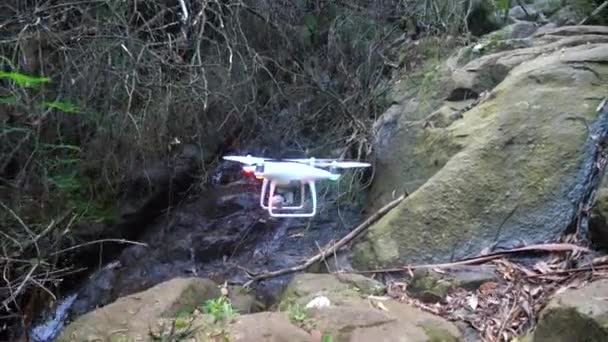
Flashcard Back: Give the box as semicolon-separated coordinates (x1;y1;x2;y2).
356;26;608;269
532;278;608;341
277;273;462;342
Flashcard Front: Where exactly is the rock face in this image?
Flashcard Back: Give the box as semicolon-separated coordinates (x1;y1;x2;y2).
532;278;608;341
355;26;608;269
58;274;463;341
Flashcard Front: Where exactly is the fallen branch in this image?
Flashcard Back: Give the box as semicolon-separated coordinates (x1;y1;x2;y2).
50;238;148;256
578;0;608;25
242;193;406;287
353;243;590;274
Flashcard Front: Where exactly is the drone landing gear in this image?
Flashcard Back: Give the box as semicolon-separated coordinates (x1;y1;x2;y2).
260;178;317;217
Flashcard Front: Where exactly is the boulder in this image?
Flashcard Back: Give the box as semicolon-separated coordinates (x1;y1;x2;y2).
57;273;462;342
532;278;608;341
356;26;608;269
278;273;462;341
57;277;222;341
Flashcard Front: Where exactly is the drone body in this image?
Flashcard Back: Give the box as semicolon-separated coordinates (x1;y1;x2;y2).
223;154;370;217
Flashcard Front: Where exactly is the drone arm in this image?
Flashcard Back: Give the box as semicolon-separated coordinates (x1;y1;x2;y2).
260;178;269;209
309;180;316;217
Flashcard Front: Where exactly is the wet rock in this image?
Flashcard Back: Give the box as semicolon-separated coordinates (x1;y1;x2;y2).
407;266;499;303
355;26;608;269
532;278;608;341
69;262;121;316
57;277;222;341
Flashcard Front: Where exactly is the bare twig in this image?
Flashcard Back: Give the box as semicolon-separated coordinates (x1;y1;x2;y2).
50;239;148;256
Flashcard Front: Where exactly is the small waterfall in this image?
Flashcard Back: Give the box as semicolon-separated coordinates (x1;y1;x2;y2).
29;294;77;342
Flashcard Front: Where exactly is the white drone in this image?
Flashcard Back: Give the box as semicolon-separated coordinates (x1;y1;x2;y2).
223;154;371;217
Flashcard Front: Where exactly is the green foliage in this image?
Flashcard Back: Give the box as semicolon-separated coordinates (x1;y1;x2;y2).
0;70;51;87
287;303;317;331
287;303;308;324
42;143;116;223
0;67;115;224
202;296;237;323
321;335;335;342
43;100;81;113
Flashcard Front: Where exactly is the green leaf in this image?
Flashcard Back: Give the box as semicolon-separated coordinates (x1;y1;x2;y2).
0;70;51;87
321;335;335;342
43;100;81;113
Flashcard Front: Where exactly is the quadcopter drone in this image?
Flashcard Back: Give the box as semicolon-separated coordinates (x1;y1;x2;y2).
223;154;371;217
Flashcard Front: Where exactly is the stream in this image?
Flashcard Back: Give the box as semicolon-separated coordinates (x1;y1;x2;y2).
28;155;367;341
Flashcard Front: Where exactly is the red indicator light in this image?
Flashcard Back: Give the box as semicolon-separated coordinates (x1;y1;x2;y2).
242;166;255;174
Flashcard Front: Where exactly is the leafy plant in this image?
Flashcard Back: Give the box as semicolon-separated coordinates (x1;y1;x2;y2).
287;303;317;331
202;296;237;323
288;303;308;324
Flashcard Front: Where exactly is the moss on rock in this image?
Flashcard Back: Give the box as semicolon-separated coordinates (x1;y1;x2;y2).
355;36;608;268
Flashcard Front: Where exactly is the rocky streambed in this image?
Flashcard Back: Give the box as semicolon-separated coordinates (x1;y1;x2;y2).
21;9;608;342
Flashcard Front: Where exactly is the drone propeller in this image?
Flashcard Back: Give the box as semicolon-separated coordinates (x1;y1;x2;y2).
318;161;371;168
224;155;371;169
223;155;272;165
286;158;370;168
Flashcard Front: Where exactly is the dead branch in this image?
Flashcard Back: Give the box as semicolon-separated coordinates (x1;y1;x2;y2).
50;239;148;256
242;193;406;287
578;1;608;25
354;243;590;275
